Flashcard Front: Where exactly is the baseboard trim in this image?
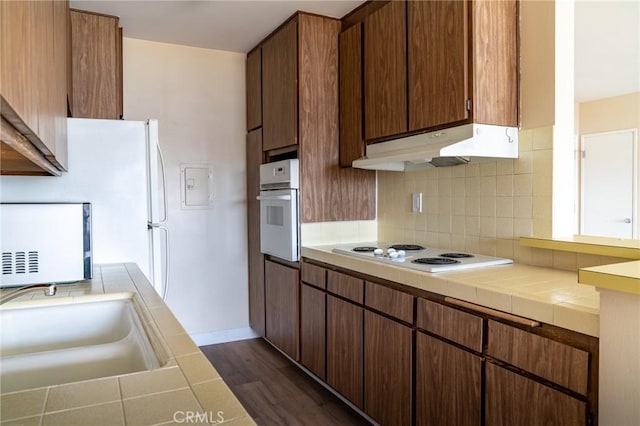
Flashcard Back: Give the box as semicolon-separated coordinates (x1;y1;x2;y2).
190;327;260;346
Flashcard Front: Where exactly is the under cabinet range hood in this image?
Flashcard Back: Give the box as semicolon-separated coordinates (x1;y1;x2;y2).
352;123;519;171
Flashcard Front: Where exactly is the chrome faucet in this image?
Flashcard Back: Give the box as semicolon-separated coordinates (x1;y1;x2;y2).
0;283;57;305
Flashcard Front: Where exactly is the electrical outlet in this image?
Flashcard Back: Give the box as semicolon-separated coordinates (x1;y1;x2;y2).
412;192;422;213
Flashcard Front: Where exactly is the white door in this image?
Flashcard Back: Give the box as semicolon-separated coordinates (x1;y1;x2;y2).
580;129;637;238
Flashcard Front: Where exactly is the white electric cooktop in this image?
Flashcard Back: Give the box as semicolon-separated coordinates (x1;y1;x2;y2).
331;242;513;273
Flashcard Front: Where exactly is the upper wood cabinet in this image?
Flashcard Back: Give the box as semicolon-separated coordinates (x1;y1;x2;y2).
70;9;122;120
359;0;518;143
246;48;262;131
338;23;364;167
363;0;407;141
1;0;69;175
261;19;298;151
248;12;376;223
408;0;469;131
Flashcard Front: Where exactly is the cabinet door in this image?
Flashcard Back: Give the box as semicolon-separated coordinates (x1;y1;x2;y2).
0;0;38;135
300;283;326;379
246;48;262;131
327;295;363;408
247;129;264;336
339;23;363;167
364;310;412;425
70;10;120;119
264;260;300;360
262;19;298;151
471;0;518;126
486;362;586;426
408;0;469;131
50;0;69;171
416;332;482;426
364;0;407;141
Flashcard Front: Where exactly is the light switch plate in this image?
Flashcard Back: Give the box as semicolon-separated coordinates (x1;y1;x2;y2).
412;192;422;213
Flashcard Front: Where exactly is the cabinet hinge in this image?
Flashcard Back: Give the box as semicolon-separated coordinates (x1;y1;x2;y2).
466;99;472;112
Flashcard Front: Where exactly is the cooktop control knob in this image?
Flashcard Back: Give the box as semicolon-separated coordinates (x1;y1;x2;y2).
373;248;383;256
397;250;406;257
388;251;399;259
387;248;396;255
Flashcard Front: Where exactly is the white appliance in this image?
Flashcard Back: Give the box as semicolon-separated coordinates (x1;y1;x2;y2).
257;159;299;262
0;203;92;287
0;118;169;297
332;243;513;273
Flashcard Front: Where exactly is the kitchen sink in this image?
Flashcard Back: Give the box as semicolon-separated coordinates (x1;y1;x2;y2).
0;292;167;393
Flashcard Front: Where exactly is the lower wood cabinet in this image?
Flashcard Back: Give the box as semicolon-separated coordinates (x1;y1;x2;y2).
300;283;326;379
485;362;587;425
326;295;363;408
364;310;413;425
294;260;597;425
416;332;482;426
264;260;299;361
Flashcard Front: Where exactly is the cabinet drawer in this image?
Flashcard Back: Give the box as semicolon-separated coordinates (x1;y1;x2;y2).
416;298;483;352
327;270;363;303
365;281;413;323
487;320;589;395
301;262;326;289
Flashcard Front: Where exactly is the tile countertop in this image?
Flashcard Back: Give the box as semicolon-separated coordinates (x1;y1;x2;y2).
0;264;255;426
302;245;600;337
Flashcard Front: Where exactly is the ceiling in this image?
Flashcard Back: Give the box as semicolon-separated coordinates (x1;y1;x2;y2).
70;0;639;103
69;1;363;53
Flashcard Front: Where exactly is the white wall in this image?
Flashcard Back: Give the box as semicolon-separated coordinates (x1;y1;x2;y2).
122;38;249;339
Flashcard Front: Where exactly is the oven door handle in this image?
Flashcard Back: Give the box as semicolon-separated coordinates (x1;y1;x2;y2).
256;195;292;201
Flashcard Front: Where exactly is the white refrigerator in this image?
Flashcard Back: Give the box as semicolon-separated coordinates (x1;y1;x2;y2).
0;118;169;298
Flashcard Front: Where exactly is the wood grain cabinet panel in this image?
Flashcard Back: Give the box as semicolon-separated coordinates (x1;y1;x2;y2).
363;0;407;140
1;0;38;135
408;0;469;131
265;260;300;361
1;0;69;175
70;9;121;119
301;262;326;290
253;12;375;223
471;0;518;126
246;48;262;131
486;362;586;426
327;270;363;303
262;18;298;151
364;310;413;425
326;295;363;407
365;281;413;323
300;283;326;379
487;320;589;395
416;332;482;426
339;22;363;167
247;129;264;336
416;298;483;352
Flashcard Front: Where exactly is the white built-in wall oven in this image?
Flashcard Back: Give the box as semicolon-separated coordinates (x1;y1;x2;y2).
257;159;299;262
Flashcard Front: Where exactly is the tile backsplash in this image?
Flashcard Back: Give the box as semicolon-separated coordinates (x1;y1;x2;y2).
378;127;556;266
302;126;625;271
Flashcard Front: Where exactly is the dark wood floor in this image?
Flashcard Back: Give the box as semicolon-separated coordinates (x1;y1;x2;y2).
200;338;370;426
